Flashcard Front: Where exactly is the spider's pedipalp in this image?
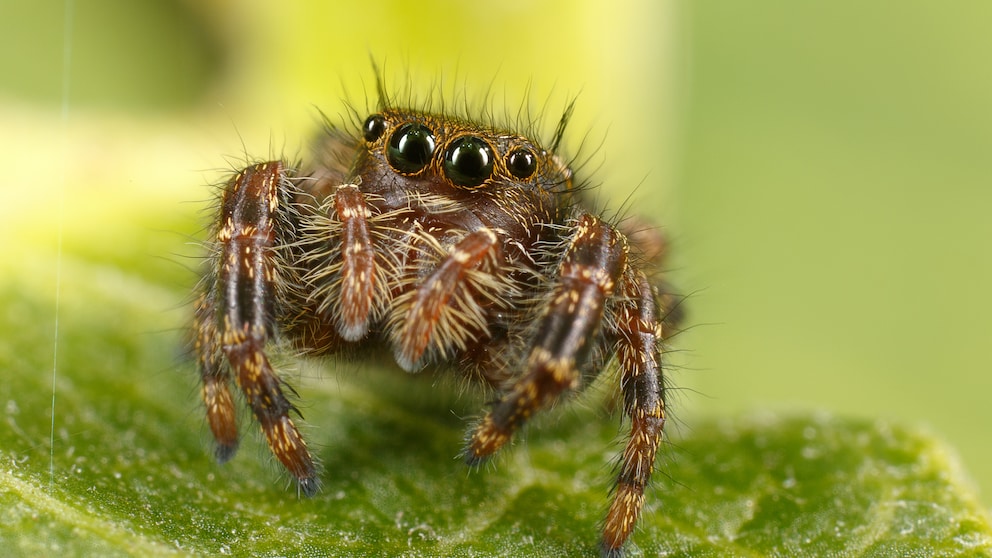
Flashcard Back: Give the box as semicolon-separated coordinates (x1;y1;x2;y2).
392;227;502;371
331;183;377;341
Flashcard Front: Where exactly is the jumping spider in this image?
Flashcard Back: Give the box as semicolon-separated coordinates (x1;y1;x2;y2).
193;91;682;557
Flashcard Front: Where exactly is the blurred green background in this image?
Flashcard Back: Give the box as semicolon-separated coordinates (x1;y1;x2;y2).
1;0;989;520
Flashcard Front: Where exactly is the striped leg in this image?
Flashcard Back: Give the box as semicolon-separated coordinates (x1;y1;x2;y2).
467;214;627;461
194;291;238;462
197;161;319;495
600;268;668;557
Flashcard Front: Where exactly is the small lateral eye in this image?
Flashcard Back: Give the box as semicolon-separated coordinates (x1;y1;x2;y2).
387;122;436;173
506;148;537;179
362;114;387;142
444;136;495;188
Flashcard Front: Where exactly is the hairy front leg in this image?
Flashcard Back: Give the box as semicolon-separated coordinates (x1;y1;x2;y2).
467;214;628;461
197;161;319;495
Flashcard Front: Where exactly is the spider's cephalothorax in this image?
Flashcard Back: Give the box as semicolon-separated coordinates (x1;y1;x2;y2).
193;102;682;557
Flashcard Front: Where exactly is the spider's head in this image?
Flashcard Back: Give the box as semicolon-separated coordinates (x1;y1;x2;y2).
355;109;574;197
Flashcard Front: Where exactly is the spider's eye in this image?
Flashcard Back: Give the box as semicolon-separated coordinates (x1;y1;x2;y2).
363;114;387;142
387;122;435;173
506;148;537;179
444;136;495;188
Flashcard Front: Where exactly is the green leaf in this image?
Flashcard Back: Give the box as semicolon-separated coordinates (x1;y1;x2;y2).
2;210;991;557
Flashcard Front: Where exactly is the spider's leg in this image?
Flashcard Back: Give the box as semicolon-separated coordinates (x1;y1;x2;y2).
467;214;626;460
206;161;319;495
393;228;500;371
194;290;238;462
600;268;671;557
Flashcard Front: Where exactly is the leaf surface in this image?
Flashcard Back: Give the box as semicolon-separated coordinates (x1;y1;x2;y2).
2;236;990;557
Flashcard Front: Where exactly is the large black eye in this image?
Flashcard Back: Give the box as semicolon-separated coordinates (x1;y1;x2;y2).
362;114;386;142
444;136;494;188
387;123;435;173
507;148;537;179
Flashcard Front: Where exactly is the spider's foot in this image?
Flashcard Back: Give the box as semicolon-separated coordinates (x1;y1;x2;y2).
261;415;319;493
599;541;626;558
464;415;510;466
463;449;491;468
297;476;321;498
214;442;239;464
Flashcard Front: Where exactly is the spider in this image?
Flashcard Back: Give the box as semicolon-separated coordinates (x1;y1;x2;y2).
192;87;682;557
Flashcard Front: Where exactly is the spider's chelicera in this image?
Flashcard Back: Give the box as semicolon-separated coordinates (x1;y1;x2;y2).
193;98;682;557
